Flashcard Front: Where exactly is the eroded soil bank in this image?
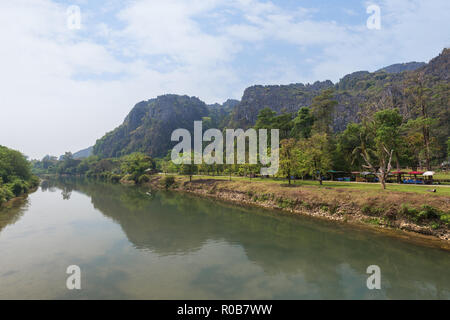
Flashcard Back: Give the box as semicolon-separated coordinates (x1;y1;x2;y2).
145;176;450;248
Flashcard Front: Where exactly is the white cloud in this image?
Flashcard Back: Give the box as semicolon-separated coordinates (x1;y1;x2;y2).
0;0;448;159
311;0;450;81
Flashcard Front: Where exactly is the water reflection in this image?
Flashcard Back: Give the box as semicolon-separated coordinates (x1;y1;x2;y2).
44;178;450;299
1;178;449;299
0;200;28;233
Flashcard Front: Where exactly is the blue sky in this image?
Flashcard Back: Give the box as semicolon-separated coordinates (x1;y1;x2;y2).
1;0;449;159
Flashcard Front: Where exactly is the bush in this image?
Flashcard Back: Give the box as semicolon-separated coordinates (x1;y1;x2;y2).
29;175;40;188
440;214;450;226
11;180;24;196
362;205;382;216
399;204;418;217
0;186;14;205
137;174;150;185
110;174;122;183
276;197;295;209
418;205;441;220
162;176;176;189
400;204;443;223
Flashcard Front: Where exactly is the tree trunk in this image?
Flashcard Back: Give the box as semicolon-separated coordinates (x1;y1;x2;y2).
380;175;386;189
423;125;431;170
395;152;400;172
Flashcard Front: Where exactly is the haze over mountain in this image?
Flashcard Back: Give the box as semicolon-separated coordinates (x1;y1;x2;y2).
376;62;427;74
91;49;449;159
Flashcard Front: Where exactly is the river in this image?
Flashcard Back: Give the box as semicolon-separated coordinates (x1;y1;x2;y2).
0;178;449;299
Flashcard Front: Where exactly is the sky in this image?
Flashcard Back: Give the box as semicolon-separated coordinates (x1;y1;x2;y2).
1;0;449;159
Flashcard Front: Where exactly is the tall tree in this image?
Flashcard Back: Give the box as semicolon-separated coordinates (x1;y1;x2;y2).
310;89;338;135
291;107;314;139
279;139;300;185
358;109;401;189
298;133;332;185
404;72;433;170
361;146;393;190
373;108;403;170
120;153;155;183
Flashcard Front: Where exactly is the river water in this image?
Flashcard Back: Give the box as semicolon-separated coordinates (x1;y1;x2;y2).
0;179;449;299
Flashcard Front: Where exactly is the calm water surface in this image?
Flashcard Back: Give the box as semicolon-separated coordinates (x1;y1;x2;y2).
0;179;449;299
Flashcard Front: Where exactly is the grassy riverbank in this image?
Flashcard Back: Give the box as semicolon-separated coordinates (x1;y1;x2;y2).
170;174;450;196
146;175;450;243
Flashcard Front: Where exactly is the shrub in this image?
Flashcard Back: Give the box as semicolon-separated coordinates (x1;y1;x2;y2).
0;186;14;205
276;197;295;209
361;205;384;216
400;204;443;223
29;175;40;188
329;203;339;215
365;218;381;225
418;205;441;220
430;222;440;230
362;205;371;214
110;174;122;183
440;214;450;226
162;176;176;189
137;174;150;185
399;204;418;217
11;180;24;196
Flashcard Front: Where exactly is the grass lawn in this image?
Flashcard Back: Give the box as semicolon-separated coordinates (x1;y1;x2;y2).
175;174;450;196
434;172;450;180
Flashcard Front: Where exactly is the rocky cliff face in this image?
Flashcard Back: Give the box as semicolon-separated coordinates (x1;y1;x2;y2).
229;49;448;132
376;62;426;74
229;81;334;128
93;49;449;159
93;95;210;158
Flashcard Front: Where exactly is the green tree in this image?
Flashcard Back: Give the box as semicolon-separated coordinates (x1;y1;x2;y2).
0;145;38;204
310;89;338;135
254;108;277;129
0;145;32;183
358;110;400;189
291;107;314;139
255;107;293;140
447;138;450;158
404;72;433;170
278;139;300;185
298;134;332;185
335;123;366;170
373;109;403;170
121;153;155;183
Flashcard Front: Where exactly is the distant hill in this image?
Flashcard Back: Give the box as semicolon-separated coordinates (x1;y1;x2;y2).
73;146;93;159
229;49;449;136
376;62;426;74
92;48;449;160
94;95;212;158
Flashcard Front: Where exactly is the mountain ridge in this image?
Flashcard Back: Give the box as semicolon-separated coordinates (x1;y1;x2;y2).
91;48;449;159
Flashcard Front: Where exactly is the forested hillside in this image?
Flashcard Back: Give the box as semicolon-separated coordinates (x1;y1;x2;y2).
93;95;210;158
88;49;449;164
